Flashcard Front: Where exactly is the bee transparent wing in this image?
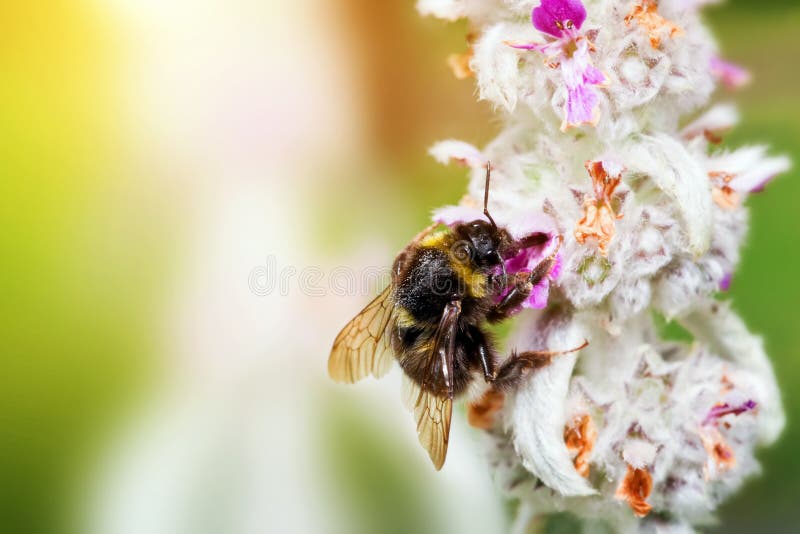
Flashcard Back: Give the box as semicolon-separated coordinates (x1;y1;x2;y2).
401;300;460;470
402;375;453;471
328;286;395;383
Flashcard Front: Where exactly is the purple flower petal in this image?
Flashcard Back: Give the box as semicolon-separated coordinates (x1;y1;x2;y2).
505;212;557;241
564;83;599;129
500;239;562;311
731;157;790;194
748;180;770;194
503;232;558;271
524;278;551;309
505;246;542;273
703;399;757;426
710;56;751;90
559;40;602;129
532;0;587;38
582;64;606;86
548;253;563;279
719;272;732;292
709;147;791;195
505;40;549;52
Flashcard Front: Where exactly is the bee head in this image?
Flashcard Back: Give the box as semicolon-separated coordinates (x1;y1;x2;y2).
453;220;505;269
448;161;512;270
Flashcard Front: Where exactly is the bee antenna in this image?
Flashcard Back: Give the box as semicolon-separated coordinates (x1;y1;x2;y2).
483;161;498;230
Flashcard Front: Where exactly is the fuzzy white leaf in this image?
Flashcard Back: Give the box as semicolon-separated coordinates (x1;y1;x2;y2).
623;134;713;257
509;343;596;496
474;23;531;112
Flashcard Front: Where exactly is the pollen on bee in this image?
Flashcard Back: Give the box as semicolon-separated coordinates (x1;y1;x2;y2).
394;307;416;328
419;232;447;248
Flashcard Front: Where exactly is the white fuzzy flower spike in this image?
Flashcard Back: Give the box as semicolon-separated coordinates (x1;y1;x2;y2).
422;0;788;531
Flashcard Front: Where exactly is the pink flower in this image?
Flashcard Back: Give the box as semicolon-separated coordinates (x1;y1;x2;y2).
710;56;751;91
532;0;587;38
719;272;732;292
561;39;605;129
507;0;606;131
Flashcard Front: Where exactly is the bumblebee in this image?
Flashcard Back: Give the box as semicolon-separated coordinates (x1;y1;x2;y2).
328;164;586;469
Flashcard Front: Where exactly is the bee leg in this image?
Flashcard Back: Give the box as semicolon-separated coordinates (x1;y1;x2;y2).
493;340;589;390
477;341;495;383
487;236;562;322
526;235;563;286
463;325;495;383
493;350;552;390
487;273;534;322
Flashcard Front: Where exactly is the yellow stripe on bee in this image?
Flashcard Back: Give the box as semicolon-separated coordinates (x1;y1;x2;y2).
451;261;488;298
394;307;416;328
419;231;448;248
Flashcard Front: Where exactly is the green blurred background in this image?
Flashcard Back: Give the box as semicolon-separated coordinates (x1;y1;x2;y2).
2;1;798;533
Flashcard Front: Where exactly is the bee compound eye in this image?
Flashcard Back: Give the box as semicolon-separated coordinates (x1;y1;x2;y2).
452;241;472;263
